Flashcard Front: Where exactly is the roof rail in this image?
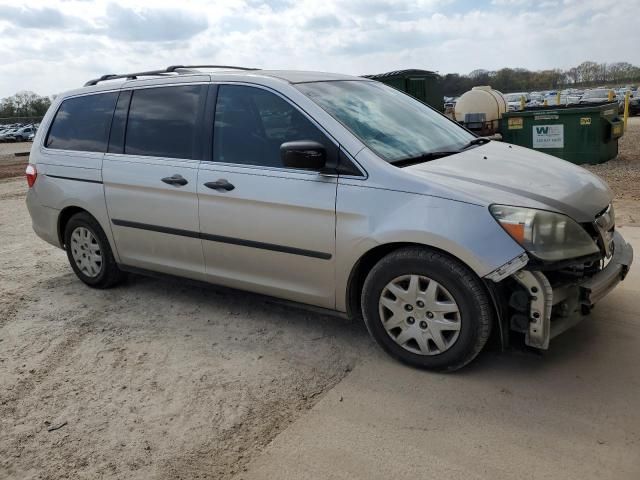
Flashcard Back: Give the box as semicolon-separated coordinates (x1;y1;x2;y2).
166;65;259;72
84;65;259;87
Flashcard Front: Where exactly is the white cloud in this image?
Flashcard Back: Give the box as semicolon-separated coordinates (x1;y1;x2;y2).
0;0;638;97
102;3;208;41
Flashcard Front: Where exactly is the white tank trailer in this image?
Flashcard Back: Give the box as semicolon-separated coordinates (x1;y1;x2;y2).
454;86;507;135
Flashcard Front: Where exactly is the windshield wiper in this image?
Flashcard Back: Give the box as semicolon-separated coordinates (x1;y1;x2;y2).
461;137;491;150
392;137;492;167
391;151;460;167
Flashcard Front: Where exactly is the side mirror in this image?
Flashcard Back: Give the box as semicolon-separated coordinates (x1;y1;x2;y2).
280;141;326;170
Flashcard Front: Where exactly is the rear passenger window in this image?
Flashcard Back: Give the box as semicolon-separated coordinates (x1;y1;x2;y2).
213;85;332;168
46;92;118;152
125;85;206;160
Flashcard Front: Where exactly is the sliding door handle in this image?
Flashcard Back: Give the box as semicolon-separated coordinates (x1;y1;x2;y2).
162;174;188;186
204;179;235;191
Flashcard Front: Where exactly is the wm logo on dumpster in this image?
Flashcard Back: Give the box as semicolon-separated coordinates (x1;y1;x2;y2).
532;124;564;149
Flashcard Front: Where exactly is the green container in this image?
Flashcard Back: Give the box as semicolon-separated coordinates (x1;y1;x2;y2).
500;103;623;164
364;69;444;111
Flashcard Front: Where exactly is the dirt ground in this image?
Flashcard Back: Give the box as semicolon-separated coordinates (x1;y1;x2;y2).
0;177;367;479
583;116;640;225
0;142;31;180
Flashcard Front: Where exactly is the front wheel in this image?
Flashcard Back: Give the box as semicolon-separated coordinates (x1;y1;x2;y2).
64;212;125;288
361;247;493;371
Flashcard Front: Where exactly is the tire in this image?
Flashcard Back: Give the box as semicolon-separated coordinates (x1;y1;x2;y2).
361;247;493;371
64;212;125;288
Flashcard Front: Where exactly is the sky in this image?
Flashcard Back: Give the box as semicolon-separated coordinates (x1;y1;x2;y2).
1;0;639;98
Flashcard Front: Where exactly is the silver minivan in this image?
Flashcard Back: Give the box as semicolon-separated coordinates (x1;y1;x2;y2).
26;66;633;370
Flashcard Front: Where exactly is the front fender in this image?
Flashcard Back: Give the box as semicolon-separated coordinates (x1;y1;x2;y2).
335;183;524;312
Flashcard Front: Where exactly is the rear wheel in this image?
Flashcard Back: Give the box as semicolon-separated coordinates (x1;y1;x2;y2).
361;247;493;371
64;212;124;288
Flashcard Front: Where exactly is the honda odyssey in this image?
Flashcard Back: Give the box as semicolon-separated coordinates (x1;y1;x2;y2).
25;66;633;370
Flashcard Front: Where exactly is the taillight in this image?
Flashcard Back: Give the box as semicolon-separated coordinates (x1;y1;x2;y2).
26;164;37;188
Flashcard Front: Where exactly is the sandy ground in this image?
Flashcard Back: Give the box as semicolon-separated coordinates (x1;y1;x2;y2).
584;116;640;225
0;178;367;479
0;142;32;157
3;176;639;480
0;142;31;180
235;236;640;479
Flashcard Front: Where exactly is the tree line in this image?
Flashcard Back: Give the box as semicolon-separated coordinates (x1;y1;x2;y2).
442;61;640;96
2;60;639;115
0;91;52;120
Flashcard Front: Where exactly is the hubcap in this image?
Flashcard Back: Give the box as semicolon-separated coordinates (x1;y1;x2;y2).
70;226;102;278
378;274;461;356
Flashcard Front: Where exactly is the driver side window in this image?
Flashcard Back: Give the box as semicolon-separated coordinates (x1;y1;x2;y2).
213;85;332;168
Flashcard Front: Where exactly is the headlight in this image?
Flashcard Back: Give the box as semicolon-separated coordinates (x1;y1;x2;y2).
490;205;599;261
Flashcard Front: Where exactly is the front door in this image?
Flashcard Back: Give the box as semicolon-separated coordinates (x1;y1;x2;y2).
103;84;208;279
198;84;338;308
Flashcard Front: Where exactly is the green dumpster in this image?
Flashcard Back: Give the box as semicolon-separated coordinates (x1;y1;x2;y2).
500;103;624;164
363;69;444;111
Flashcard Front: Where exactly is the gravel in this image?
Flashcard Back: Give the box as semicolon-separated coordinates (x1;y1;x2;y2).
0;142;31;180
0;141;32;157
584;116;640;225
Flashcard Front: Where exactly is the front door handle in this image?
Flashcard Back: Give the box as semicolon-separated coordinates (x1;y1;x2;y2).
162;174;188;186
204;179;235;192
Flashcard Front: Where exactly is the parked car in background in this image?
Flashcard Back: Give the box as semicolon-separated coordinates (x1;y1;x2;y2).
528;93;544;106
505;92;530;111
629;92;640;116
580;89;625;113
543;93;575;106
443;96;457;109
579;89;612;105
12;125;37;142
0;128;18;142
0;124;38;142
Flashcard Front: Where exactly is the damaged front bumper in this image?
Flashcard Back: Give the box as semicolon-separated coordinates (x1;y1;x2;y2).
496;231;633;350
580;232;633;305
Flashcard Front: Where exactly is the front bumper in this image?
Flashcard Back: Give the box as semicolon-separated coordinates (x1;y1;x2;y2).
511;231;633;349
580;231;633;305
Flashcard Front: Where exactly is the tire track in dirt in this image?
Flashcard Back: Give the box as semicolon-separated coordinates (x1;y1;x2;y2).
0;306;110;416
159;367;350;479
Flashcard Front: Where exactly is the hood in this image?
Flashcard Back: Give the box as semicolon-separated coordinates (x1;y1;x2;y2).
404;141;612;223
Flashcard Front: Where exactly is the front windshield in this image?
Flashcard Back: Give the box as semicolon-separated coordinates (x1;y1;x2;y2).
296;80;474;163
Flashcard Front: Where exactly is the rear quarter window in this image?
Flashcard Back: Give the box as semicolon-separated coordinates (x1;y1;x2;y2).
46;92;118;152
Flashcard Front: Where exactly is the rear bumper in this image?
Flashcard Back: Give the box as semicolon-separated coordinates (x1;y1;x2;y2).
26;189;61;248
511;231;633;349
